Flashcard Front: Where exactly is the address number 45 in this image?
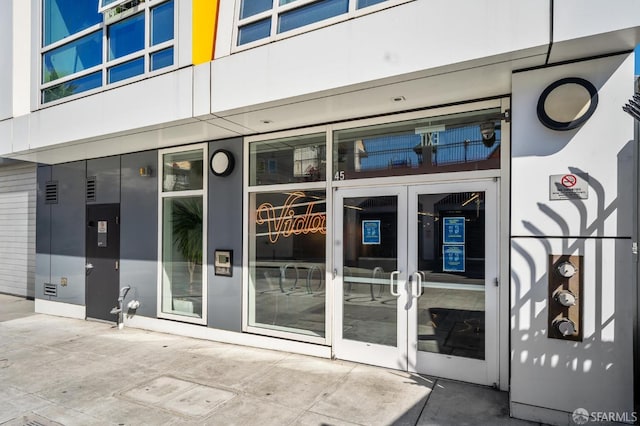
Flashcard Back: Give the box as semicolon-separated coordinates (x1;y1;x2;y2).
334;171;345;181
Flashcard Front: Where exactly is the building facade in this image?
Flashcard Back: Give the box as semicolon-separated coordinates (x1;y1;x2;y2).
0;0;638;423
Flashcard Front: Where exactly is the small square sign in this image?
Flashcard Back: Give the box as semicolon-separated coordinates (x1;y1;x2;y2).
362;220;381;245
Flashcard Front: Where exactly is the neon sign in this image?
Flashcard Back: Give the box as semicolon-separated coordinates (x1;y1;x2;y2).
256;192;326;243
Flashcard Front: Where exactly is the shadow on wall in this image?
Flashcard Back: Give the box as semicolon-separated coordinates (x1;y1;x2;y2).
510;141;635;415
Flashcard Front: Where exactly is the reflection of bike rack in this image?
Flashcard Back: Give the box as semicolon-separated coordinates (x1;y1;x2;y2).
280;263;299;293
344;266;353;295
306;265;324;294
345;266;385;301
372;267;384;300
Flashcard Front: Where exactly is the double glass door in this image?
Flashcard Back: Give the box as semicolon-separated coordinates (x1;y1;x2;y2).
333;180;498;385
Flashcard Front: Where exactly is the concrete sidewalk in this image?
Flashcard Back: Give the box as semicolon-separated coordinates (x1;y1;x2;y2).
0;295;537;426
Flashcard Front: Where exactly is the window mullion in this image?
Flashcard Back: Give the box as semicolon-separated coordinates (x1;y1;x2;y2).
41;23;103;53
102;21;108;87
40;65;103;89
145;5;151;71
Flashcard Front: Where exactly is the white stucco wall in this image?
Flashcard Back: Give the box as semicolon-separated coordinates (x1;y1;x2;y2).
510;54;635;424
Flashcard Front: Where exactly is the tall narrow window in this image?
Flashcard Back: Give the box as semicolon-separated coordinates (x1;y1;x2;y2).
159;147;207;324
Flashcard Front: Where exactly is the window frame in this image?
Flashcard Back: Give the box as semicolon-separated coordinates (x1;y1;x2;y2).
98;0;133;13
232;0;414;52
157;143;209;325
244;126;332;345
242;99;509;346
39;0;177;106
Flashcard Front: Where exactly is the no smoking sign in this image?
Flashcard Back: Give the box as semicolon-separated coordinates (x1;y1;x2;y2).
549;173;589;200
560;174;577;188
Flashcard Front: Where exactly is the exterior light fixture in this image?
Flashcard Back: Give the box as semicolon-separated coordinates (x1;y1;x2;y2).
139;166;151;177
210;149;235;177
537;77;598;131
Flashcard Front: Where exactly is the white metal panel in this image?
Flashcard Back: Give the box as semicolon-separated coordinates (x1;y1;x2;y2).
12;0;30;117
549;1;640;63
28;69;195;151
0;162;36;297
193;62;212;118
554;0;640;43
177;0;193;68
211;0;549;114
511;54;635;238
214;0;236;58
510;237;634;416
0;0;13;120
11;115;29;153
0;120;12;155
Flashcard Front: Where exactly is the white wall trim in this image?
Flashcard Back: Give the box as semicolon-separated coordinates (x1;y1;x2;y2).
124;315;332;359
35;299;86;320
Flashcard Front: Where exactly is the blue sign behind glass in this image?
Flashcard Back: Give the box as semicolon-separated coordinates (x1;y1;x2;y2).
443;217;465;244
443;245;465;272
362;220;381;245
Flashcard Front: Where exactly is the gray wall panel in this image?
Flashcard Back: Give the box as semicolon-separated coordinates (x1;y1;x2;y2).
35;165;51;299
207;138;243;331
50;161;86;306
120;150;158;318
87;156;121;205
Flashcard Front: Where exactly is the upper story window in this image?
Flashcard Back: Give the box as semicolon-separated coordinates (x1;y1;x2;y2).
235;0;392;48
41;0;175;104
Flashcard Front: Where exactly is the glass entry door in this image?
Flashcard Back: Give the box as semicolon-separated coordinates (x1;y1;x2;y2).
334;180;498;385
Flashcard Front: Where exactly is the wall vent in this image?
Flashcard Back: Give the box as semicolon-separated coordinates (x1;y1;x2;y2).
44;181;58;204
43;283;57;297
86;177;97;202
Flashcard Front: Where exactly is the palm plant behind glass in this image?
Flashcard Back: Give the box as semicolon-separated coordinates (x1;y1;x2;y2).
172;198;203;285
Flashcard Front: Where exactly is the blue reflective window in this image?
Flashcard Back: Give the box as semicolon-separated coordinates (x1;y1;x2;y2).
42;71;102;103
42;31;102;83
151;47;174;71
151;1;174;45
356;0;386;8
278;0;348;33
240;0;273;19
43;0;102;46
108;57;144;83
238;19;271;45
108;13;144;60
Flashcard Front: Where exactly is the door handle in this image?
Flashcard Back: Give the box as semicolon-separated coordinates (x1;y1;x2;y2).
390;271;400;297
412;272;424;298
85;263;94;270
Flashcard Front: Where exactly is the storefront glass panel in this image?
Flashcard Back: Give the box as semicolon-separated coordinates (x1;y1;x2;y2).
333;109;502;180
415;192;485;360
248;190;326;337
249;133;326;186
342;195;398;346
161;196;204;318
